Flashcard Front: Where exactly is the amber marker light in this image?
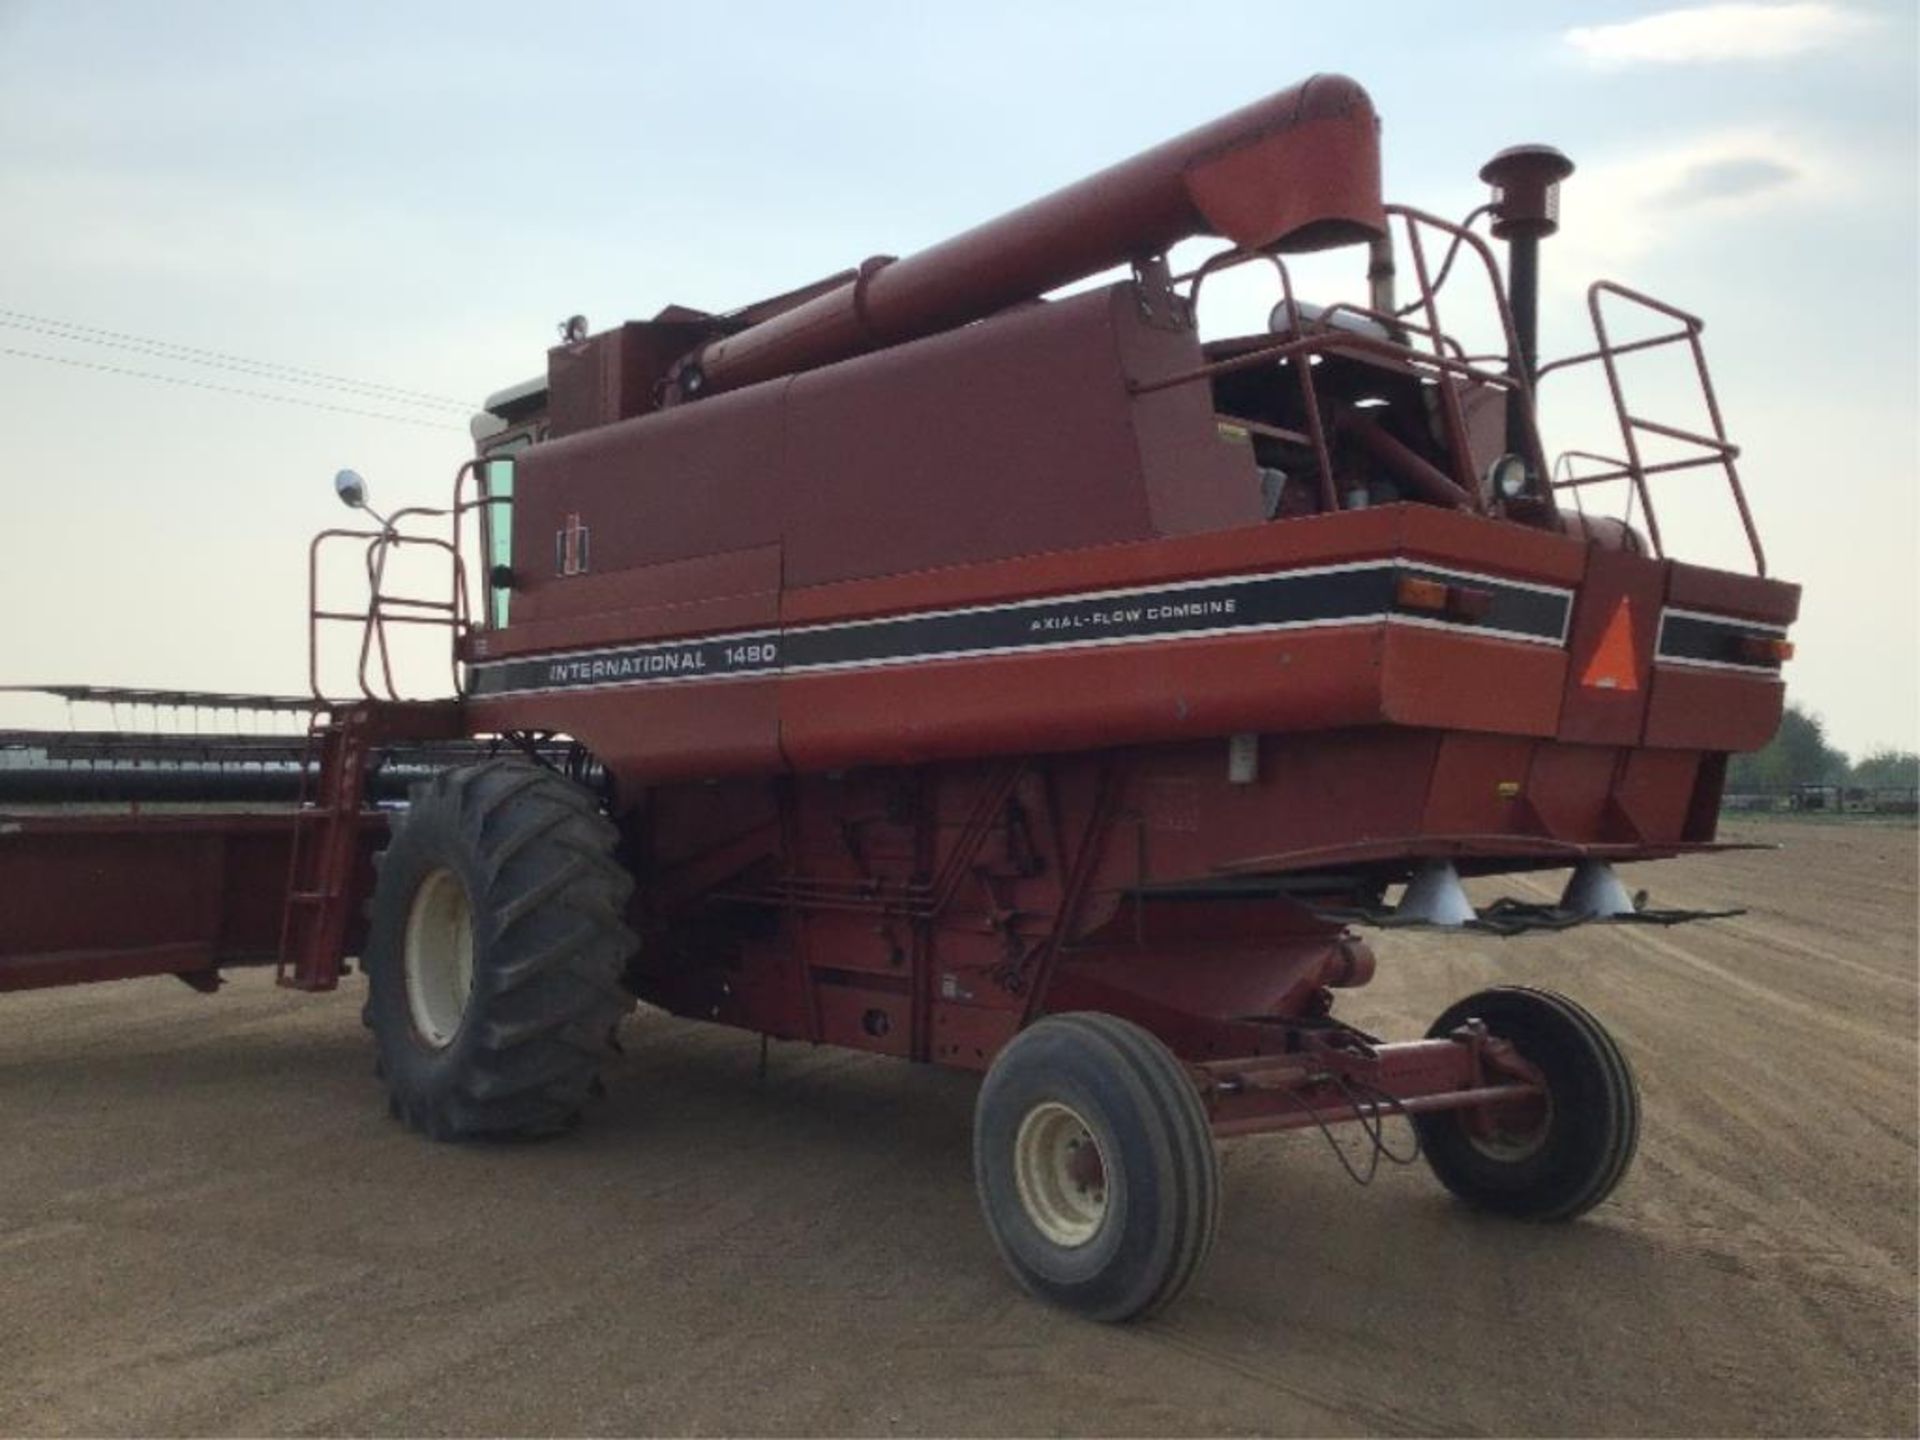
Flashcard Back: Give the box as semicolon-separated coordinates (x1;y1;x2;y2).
1737;635;1795;664
1395;576;1451;612
1395;575;1495;623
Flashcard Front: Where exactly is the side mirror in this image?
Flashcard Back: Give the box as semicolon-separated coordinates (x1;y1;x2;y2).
331;468;397;534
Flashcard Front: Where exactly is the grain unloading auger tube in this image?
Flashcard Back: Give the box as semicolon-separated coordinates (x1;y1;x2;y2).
673;73;1386;399
1;75;1800;1321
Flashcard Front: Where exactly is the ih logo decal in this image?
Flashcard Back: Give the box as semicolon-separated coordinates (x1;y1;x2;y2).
556;512;590;576
1581;597;1640;692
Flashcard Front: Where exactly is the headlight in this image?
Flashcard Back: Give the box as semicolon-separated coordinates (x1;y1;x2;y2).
1487;453;1530;501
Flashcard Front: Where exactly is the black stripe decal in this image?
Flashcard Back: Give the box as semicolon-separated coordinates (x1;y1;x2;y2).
1657;610;1787;673
468;563;1571;698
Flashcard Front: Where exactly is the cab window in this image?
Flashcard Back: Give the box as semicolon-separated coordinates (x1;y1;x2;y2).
480;437;529;628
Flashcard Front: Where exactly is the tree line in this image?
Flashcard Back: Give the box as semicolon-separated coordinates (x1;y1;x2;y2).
1726;703;1919;793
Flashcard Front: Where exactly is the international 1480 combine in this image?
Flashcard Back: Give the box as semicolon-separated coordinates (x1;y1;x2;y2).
1;75;1798;1320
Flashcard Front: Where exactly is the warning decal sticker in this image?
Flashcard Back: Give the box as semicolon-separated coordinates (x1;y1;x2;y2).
1580;597;1640;692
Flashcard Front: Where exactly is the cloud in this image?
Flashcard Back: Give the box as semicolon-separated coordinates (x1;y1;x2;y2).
1566;3;1873;66
1549;130;1827;282
1654;155;1800;208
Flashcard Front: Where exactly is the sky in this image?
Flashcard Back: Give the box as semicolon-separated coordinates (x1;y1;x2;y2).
0;0;1913;755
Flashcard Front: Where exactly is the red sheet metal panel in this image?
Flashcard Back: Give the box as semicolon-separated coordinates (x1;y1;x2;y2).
1114;292;1267;540
1556;547;1664;745
1381;624;1567;736
775;627;1391;774
1665;560;1800;626
1614;747;1703;841
1644;667;1786;753
471;677;785;786
777;502;1584;630
1421;732;1539;835
0;814;297;991
472;544;782;659
779;288;1159;587
466;501;1589;785
1128;729;1439;881
508;382;788;614
1521;743;1619;843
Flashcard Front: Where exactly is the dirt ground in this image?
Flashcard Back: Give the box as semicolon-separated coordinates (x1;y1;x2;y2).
1;818;1913;1437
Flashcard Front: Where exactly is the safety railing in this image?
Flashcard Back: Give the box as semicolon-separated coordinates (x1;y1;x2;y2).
306;459;511;706
1145;205;1553;514
307;514;468;705
1535;281;1765;575
295;514;464;989
283;459;504;991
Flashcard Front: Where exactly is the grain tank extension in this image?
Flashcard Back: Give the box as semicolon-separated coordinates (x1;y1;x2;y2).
1;75;1799;1321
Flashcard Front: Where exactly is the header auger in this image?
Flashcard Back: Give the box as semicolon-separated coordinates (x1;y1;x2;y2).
1;75;1798;1320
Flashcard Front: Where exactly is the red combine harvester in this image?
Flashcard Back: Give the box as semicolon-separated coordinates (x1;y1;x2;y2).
1;76;1798;1320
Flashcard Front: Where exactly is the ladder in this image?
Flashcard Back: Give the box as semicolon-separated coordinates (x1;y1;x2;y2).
276;706;376;992
282;482;482;990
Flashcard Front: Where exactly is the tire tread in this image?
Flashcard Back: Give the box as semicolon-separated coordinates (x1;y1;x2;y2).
975;1011;1220;1322
1417;985;1638;1221
364;760;637;1141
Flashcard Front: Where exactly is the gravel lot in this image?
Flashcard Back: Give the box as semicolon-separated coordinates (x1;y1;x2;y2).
1;818;1913;1437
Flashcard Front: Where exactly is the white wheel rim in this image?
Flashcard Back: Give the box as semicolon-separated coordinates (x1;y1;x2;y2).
1467;1090;1554;1163
403;867;474;1049
1013;1101;1109;1247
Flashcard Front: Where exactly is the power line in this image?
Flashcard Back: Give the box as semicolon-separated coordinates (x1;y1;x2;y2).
0;344;467;431
0;308;477;410
0;308;478;413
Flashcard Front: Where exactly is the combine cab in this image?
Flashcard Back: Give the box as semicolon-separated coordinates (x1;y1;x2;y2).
0;76;1798;1320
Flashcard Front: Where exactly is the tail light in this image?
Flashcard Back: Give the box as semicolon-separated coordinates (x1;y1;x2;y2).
1396;575;1494;623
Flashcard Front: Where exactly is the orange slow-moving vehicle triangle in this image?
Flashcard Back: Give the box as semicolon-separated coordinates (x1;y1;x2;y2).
1581;597;1640;692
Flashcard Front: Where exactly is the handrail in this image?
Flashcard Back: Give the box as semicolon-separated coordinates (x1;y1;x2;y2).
1398;208;1479;494
1391;204;1555;499
1553;449;1649;549
1162;205;1556;517
1538;280;1765;575
304;455;520;711
1534;326;1692;382
1132;325;1525;399
307;508;469;704
1184;251;1468;364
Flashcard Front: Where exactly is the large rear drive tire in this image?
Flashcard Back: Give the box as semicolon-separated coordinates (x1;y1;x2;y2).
1414;986;1639;1221
974;1013;1220;1322
364;759;637;1139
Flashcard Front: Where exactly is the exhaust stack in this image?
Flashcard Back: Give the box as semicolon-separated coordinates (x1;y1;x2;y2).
1480;144;1574;460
